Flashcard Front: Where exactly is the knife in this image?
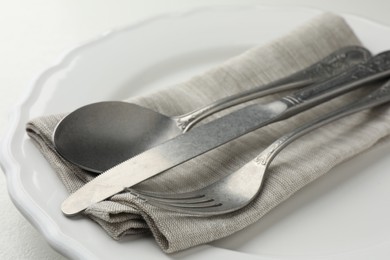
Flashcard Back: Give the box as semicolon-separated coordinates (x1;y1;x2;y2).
62;51;390;216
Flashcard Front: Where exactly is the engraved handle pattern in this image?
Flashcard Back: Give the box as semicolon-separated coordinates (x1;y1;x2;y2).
255;79;390;167
175;46;371;132
296;46;372;80
282;51;390;109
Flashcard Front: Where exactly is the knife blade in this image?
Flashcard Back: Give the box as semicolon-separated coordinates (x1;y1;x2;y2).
62;51;390;216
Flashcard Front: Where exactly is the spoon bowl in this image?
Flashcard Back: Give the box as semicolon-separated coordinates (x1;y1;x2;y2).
54;102;181;172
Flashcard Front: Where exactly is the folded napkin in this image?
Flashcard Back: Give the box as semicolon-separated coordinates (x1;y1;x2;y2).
26;13;390;253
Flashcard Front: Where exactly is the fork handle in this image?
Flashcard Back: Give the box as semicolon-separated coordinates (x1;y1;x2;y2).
255;79;390;167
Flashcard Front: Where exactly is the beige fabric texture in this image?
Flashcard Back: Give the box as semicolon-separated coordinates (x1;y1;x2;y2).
26;13;390;253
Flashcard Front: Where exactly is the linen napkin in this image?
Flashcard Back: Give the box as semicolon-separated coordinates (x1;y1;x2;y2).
26;13;390;253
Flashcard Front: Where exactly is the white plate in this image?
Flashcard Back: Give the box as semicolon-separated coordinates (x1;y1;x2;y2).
2;5;390;260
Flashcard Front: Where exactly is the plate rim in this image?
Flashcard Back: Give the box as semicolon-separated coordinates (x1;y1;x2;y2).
1;4;390;259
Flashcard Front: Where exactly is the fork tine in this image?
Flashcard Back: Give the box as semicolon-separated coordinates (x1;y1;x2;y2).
145;196;214;205
128;188;215;205
142;197;243;216
140;195;227;214
135;189;206;200
142;196;222;208
127;188;224;210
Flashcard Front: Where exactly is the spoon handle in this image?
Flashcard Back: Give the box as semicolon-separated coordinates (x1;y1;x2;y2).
280;51;390;117
255;78;390;168
175;46;371;132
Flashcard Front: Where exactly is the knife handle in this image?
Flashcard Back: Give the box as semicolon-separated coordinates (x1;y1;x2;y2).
280;51;390;116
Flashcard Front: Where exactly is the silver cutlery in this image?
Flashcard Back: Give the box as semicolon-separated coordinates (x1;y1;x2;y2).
53;46;370;173
61;51;390;217
129;78;390;216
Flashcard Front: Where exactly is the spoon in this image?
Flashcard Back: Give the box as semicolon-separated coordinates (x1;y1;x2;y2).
53;46;371;173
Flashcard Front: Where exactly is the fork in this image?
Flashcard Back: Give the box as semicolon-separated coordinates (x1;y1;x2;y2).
127;79;390;216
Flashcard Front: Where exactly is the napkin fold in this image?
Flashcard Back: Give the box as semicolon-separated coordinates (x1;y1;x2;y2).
26;13;390;253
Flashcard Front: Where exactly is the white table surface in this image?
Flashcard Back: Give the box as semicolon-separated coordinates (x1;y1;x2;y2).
1;1;390;259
